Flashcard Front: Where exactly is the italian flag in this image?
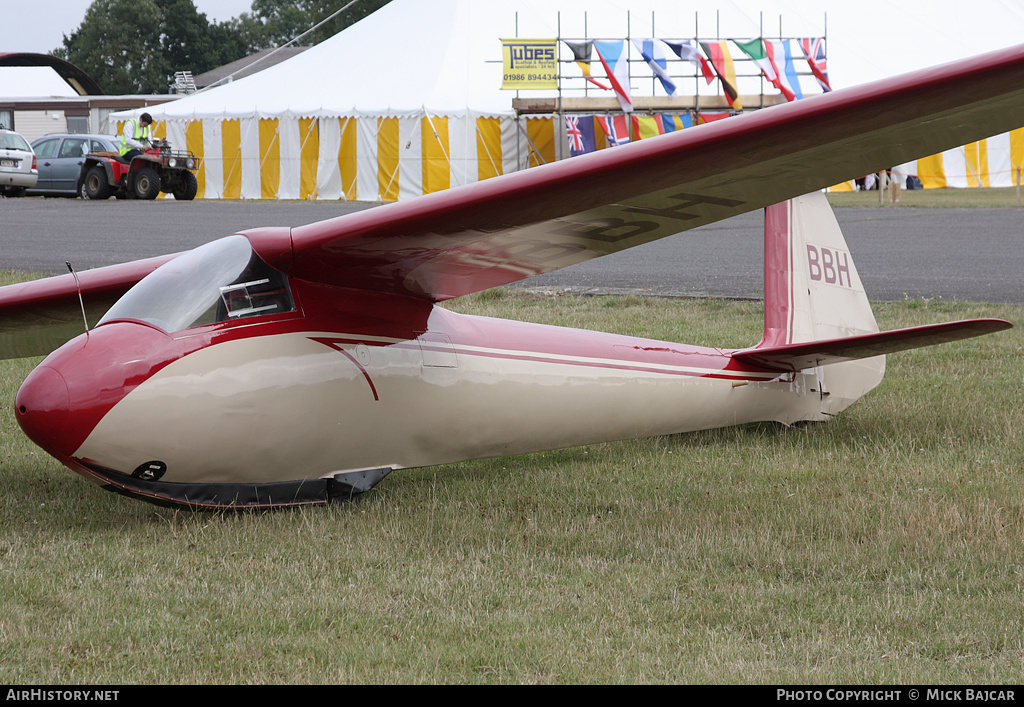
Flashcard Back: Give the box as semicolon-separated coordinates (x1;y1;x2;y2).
733;38;779;87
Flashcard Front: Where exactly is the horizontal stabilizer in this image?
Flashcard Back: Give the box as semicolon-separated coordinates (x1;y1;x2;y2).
733;318;1013;372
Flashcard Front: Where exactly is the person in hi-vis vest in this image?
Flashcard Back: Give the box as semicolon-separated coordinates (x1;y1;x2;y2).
120;112;153;162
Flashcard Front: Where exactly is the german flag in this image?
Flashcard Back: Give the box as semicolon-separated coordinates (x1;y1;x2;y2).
700;41;742;110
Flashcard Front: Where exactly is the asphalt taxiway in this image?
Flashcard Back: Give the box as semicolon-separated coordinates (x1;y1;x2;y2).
1;198;1019;304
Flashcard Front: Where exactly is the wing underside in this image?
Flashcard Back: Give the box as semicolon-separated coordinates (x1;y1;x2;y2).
0;255;177;359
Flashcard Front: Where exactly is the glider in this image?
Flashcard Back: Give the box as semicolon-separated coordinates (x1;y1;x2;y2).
2;45;1022;509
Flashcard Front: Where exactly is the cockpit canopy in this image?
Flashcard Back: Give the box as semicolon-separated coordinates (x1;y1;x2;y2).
99;236;295;333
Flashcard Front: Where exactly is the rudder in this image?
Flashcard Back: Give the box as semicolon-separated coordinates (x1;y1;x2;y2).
760;191;885;416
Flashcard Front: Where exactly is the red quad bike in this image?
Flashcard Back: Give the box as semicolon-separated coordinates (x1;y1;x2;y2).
79;138;199;201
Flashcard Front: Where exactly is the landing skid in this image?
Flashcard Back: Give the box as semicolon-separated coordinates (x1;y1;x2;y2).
74;460;393;510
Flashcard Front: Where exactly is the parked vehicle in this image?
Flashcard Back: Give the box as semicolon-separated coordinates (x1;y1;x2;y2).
28;134;120;197
80;137;199;201
0;129;38;197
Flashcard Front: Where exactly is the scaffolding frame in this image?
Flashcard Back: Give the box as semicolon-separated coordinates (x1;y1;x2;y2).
505;10;829;161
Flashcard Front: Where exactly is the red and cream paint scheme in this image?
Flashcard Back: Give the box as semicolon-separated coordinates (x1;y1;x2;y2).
2;45;1022;508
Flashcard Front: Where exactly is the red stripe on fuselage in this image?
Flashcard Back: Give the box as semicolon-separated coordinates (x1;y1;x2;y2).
309;337;380;400
312;315;778;383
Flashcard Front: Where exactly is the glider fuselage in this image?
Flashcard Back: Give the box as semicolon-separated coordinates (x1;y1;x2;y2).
15;191;1009;509
16;275;825;506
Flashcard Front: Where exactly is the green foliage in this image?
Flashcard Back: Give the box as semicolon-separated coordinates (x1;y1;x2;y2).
52;0;394;94
54;0;168;94
235;0;394;49
156;0;249;76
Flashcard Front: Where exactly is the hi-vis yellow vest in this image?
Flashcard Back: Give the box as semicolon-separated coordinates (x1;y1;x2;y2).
119;118;152;156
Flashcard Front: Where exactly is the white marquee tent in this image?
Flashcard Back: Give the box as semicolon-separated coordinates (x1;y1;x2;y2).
109;0;548;201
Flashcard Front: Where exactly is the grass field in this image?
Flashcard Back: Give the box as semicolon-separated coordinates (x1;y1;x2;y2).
0;285;1020;684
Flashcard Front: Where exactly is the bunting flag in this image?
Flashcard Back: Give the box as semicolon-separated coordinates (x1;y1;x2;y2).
564;115;597;157
660;112;693;133
631;114;664;140
593;40;633;112
596;114;630;146
697;112;731;124
563;40;611;90
632;38;677;96
700;41;742;109
764;39;803;101
664;40;715;84
799;37;831;92
732;38;777;85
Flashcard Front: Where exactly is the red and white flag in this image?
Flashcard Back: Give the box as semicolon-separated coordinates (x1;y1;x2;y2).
593;40;633;112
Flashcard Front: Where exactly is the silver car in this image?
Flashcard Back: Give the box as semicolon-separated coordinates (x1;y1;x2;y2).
0;129;37;197
28;133;120;197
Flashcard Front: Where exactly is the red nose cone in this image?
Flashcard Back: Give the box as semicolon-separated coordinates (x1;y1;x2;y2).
16;365;73;459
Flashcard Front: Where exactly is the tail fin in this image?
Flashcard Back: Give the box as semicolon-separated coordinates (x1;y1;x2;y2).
762;190;879;347
758;191;886;415
743;191;1011;417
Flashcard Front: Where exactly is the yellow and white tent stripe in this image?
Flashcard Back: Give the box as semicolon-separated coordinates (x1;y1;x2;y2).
915;128;1024;188
831;126;1024;191
127;115;1024;199
127;113;546;201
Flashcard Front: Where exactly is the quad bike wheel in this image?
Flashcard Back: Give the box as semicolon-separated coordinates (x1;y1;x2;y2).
82;165;112;200
171;171;198;201
133;167;161;200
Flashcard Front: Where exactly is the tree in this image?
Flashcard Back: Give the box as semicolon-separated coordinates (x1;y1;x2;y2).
232;0;393;50
53;0;394;94
54;0;169;94
155;0;248;75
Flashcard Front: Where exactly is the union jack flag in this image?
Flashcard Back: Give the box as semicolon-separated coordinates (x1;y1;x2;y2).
565;116;585;152
564;115;597;157
800;37;831;92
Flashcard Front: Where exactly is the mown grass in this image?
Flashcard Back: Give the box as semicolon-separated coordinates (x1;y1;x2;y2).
0;282;1021;684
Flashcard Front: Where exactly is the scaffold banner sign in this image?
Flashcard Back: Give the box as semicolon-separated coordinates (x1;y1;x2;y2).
501;39;558;89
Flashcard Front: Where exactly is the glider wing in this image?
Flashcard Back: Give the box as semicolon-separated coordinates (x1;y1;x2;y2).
282;44;1024;301
0;255;177;359
2;46;1024;358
